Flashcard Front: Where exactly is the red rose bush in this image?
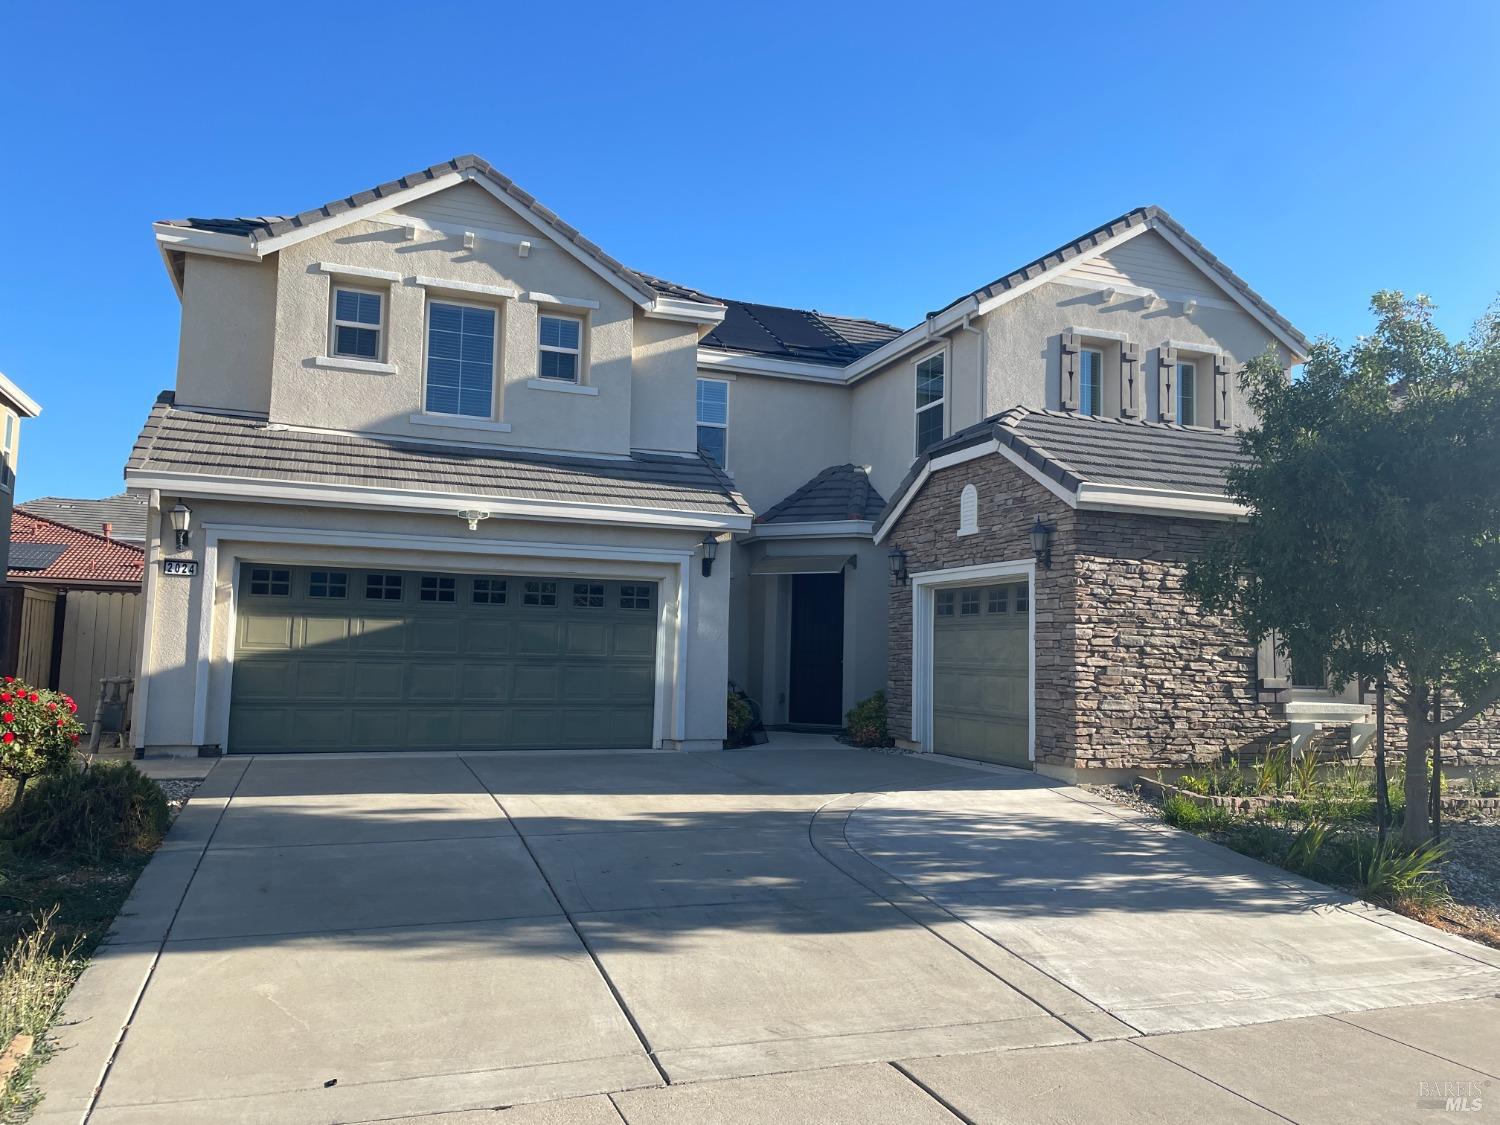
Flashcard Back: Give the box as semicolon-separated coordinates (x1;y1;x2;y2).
0;675;85;814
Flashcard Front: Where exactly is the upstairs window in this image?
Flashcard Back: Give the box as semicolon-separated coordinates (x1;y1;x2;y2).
425;302;496;418
696;378;729;468
1177;361;1198;426
1080;349;1104;416
332;288;383;360
915;352;945;455
538;314;582;382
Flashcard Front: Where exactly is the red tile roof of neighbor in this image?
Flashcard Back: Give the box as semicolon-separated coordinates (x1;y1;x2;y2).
8;511;144;586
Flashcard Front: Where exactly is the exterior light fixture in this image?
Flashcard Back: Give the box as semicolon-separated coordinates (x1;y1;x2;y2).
700;534;719;577
169;503;192;550
1182;298;1198;316
1030;517;1056;570
887;544;908;585
457;509;491;532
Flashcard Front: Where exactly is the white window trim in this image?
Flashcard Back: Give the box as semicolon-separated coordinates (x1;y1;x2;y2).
696;377;730;470
527;379;599;396
910;558;1036;760
420;295;501;423
313;355;397;375
914;346;948;456
328;284;387;364
411;275;518;300
537;311;586;384
408;413;513;433
316;262;401;283
525;291;601;311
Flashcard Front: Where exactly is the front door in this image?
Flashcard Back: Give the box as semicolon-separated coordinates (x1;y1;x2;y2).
788;572;844;725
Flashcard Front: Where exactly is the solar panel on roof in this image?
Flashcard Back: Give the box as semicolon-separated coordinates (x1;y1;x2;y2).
9;542;67;570
741;304;842;352
704;305;784;355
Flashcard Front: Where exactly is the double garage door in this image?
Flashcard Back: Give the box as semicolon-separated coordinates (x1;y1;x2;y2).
230;564;658;753
931;580;1030;768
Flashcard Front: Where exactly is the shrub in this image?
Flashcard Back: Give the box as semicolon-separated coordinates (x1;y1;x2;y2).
725;690;754;747
1161;794;1230;833
1350;834;1449;910
9;762;169;863
844;692;889;748
0;677;85;817
1252;744;1291;795
1469;765;1500;798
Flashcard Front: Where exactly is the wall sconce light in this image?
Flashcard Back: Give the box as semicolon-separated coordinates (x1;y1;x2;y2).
169;503;192;551
700;534;719;577
887;544;908;585
456;509;491;532
1029;517;1056;570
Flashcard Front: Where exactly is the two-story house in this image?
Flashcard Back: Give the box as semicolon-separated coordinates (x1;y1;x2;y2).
131;155;1496;772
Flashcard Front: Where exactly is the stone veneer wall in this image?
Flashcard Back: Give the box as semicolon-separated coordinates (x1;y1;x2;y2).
885;451;1500;771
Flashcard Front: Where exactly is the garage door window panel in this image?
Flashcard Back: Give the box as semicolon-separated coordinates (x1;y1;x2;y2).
248;568;291;597
308;571;348;599
473;578;507;605
420;575;457;603
365;573;404;601
523;580;558;607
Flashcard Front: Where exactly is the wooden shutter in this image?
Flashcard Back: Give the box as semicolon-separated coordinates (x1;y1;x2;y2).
1213;355;1234;429
1257;630;1290;695
1120;342;1140;418
1059;331;1080;411
1157;346;1178;422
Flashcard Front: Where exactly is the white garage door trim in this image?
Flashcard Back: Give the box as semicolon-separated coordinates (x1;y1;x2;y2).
190;524;695;752
910;558;1036;760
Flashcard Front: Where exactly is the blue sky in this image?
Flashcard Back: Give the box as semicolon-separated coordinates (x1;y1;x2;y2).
2;0;1496;501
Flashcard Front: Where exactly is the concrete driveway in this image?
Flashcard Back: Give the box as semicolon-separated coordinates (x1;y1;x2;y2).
34;738;1500;1124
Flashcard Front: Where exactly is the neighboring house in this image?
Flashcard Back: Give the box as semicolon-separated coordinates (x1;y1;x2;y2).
127;154;1496;770
5;511;144;718
0;371;44;578
22;491;150;545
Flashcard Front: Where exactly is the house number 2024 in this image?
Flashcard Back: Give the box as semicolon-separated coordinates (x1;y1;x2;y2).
162;560;199;577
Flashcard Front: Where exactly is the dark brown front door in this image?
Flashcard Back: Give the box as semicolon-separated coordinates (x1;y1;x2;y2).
789;572;844;725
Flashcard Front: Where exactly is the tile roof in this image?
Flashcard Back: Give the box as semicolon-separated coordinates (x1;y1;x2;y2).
879;406;1249;525
757;464;886;524
160;155;724;311
125;398;751;519
929;205;1310;355
697;298;904;367
9;511;144;586
21;492;149;544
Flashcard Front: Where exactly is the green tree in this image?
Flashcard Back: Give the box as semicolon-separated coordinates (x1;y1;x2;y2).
1189;292;1500;847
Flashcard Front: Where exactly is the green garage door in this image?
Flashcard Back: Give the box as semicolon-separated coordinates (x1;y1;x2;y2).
931;580;1030;768
229;565;658;753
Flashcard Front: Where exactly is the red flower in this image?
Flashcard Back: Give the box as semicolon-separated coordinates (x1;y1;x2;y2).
55;718;64;727
2;733;13;744
0;693;11;703
1;713;13;724
46;702;57;711
3;676;12;684
27;693;38;703
70;733;79;742
67;702;77;714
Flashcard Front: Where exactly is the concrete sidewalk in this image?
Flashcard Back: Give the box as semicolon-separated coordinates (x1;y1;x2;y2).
29;741;1500;1123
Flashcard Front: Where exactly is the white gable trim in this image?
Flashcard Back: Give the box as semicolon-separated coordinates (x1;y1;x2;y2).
697;350;849;383
747;520;874;540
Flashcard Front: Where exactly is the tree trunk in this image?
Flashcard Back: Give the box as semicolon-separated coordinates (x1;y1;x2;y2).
1402;683;1433;848
3;772;26;832
1430;685;1443;843
1374;675;1389;843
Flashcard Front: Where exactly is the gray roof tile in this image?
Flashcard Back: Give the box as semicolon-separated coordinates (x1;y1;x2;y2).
758;464;885;524
125;399;750;519
20;492;149;543
879;407;1248;525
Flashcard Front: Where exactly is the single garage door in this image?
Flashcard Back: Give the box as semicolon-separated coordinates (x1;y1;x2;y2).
229;564;658;753
931;580;1029;768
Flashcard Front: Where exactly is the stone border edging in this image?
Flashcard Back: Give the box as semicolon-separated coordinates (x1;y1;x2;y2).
1135;776;1500;813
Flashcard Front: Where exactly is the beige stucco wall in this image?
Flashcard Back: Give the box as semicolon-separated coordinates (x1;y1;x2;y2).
631;318;703;454
703;372;853;512
136;496;731;754
176;255;277;414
